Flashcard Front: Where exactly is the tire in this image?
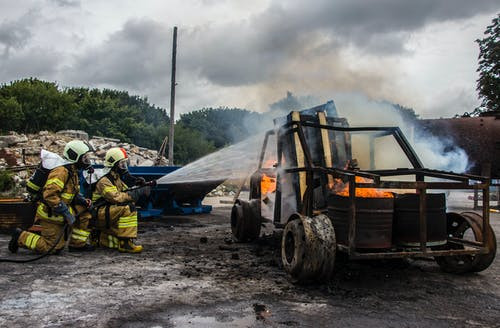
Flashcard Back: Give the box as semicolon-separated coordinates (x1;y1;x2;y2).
435;212;497;274
231;199;261;242
281;213;336;283
461;212;497;272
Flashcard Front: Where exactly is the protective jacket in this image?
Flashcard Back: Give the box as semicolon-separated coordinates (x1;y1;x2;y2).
93;171;138;248
17;165;91;252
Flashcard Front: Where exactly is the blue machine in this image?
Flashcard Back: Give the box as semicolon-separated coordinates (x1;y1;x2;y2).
82;166;220;218
128;166;218;217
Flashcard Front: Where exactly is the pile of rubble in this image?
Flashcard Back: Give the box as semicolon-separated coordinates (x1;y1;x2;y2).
0;130;167;169
0;130;168;197
206;181;242;197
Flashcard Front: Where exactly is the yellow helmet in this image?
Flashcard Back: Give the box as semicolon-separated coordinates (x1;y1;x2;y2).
104;147;128;167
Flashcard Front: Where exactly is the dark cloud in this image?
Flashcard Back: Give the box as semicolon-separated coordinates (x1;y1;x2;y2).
0;14;34;56
0;47;61;80
181;0;500;86
67;18;170;89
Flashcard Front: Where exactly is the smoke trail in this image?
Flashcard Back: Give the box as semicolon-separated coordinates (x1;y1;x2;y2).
160;91;469;186
157;134;265;184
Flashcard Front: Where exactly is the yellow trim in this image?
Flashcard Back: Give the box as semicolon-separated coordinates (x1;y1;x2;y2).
108;235;119;248
92;193;102;201
292;111;306;201
72;228;90;237
36;204;74;223
45;178;64;189
71;234;87;241
119;215;137;221
317;111;334;187
27;180;41;191
36;205;64;223
25;233;41;250
61;193;75;201
118;222;138;228
103;186;118;194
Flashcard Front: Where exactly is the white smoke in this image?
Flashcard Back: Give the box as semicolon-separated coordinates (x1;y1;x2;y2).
333;92;469;173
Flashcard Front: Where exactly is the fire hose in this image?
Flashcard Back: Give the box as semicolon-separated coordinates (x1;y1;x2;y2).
0;180;157;263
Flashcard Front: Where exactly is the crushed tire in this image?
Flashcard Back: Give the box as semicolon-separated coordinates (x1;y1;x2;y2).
281;213;336;283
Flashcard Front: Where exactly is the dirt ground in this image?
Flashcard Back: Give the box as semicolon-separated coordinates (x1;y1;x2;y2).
0;193;499;328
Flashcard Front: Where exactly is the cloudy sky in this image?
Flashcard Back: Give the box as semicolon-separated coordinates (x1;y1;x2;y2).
0;0;498;118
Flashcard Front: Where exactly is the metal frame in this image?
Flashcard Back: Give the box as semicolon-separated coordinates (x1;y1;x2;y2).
255;119;491;260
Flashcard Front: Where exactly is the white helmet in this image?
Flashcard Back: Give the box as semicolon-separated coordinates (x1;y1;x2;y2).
104;147;128;168
63;140;91;164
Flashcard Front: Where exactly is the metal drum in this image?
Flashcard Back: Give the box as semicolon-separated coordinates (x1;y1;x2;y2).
328;194;394;249
393;193;447;246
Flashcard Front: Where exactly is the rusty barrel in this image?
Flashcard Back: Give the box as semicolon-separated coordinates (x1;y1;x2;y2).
328;194;394;249
393;193;446;246
0;199;36;233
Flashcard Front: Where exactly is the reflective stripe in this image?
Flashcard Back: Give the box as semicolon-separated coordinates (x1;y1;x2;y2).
103;186;118;194
108;235;119;248
92;193;102;201
71;228;90;241
45;178;64;189
72;228;90;237
36;205;64;223
27;180;41;191
36;204;74;223
71;233;87;241
118;215;138;228
25;233;41;250
61;193;75;201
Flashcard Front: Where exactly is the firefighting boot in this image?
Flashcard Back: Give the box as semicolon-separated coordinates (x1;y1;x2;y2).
118;238;143;253
8;228;22;253
89;230;101;248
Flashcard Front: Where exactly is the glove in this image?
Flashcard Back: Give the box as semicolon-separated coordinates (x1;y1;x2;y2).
74;193;91;208
135;177;146;186
53;202;76;225
127;186;151;201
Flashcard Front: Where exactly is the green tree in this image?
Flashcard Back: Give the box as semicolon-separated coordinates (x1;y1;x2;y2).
476;14;500;113
0;97;24;132
179;107;263;148
172;124;216;165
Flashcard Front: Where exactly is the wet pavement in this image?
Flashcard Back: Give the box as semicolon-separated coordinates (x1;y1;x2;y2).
0;194;499;327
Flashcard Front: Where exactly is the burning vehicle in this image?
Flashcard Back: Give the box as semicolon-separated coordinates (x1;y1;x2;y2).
231;103;497;283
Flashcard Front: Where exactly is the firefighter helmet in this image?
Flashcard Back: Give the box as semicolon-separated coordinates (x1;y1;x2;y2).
63;140;91;164
105;147;128;167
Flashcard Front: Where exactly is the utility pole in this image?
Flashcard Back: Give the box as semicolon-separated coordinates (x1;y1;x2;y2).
168;26;177;166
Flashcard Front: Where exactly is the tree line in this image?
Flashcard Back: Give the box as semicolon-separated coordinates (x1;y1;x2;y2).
0;78;264;164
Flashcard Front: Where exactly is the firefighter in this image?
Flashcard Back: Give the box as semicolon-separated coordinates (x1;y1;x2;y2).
9;140;95;254
91;147;148;253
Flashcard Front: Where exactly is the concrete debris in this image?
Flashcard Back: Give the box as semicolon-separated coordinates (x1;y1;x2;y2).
0;130;167;196
56;130;89;141
207;183;238;197
0;130;166;169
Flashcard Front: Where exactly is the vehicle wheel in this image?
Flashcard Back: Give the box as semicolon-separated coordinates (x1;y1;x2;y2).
435;212;497;273
281;213;336;283
231;199;261;242
461;212;496;272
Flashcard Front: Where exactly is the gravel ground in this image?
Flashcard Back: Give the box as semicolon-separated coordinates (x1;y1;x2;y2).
0;193;499;328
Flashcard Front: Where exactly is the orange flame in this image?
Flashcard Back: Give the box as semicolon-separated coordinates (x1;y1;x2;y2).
334;176;393;198
261;173;277;195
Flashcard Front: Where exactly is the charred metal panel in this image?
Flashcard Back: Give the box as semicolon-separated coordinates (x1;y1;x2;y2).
0;199;36;233
418;113;500;178
328;194;394;249
393;193;447;246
